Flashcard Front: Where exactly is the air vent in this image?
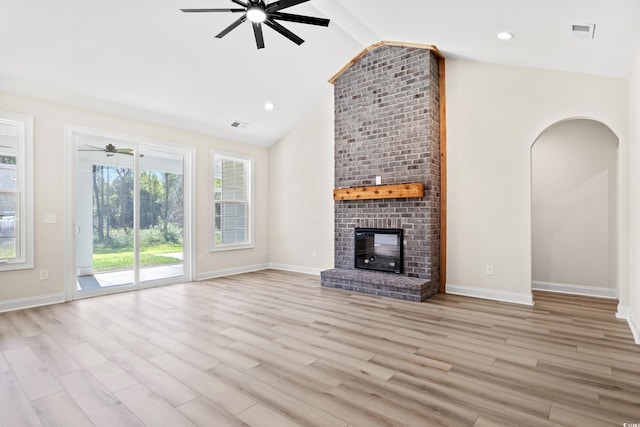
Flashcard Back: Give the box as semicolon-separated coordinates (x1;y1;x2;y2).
569;23;595;40
230;120;249;129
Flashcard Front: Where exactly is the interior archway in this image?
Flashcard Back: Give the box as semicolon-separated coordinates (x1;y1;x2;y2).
531;119;619;298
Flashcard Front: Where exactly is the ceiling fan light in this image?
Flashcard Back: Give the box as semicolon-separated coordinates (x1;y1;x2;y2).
247;7;266;23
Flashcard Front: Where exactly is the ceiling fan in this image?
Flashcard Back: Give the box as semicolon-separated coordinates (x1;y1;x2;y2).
78;143;143;157
180;0;330;49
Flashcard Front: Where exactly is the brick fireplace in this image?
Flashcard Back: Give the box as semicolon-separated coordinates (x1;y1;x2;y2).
320;42;444;302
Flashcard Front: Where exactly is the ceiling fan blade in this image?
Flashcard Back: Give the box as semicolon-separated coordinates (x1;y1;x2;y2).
78;145;104;151
271;12;329;26
180;8;245;13
264;19;304;45
115;148;134;154
266;0;309;13
230;0;249;7
252;22;265;49
216;15;248;38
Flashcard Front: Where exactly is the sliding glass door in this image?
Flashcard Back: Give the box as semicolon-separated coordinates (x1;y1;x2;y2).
138;148;184;284
70;128;191;298
77;142;135;292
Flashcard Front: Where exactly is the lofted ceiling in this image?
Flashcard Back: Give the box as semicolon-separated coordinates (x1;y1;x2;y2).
1;0;639;147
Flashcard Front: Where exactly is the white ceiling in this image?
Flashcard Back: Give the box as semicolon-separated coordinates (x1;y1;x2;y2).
1;0;639;147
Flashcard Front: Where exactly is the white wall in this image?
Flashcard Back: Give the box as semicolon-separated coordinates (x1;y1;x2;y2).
531;119;618;296
444;59;628;305
627;47;640;343
268;96;335;274
0;91;270;308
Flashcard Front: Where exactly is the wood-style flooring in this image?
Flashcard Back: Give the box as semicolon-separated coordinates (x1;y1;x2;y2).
1;270;639;426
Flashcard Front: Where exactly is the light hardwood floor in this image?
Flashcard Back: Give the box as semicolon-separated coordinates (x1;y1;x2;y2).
1;270;639;426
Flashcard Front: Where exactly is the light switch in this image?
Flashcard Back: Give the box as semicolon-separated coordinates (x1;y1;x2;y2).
44;213;57;224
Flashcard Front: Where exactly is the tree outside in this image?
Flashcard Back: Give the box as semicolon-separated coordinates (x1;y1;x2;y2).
0;155;16;259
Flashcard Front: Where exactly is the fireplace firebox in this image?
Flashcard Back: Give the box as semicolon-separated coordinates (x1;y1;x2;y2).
354;228;403;274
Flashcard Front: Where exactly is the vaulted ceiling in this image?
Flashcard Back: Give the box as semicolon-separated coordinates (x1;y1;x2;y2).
1;0;638;146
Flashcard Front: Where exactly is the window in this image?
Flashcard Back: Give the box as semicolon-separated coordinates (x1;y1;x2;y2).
0;112;33;271
211;152;254;251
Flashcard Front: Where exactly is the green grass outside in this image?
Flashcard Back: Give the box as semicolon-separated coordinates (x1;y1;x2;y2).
0;240;15;258
93;243;183;272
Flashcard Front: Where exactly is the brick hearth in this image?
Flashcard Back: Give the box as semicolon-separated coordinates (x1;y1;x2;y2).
321;268;438;302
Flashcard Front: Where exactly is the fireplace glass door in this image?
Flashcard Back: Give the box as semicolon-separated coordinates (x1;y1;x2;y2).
354;228;403;274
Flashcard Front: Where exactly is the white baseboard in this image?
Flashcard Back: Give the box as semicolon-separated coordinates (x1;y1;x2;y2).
446;284;533;306
532;280;618;299
196;263;324;281
0;293;65;313
268;263;323;276
195;263;269;281
616;305;640;345
616;303;629;319
629;310;640;344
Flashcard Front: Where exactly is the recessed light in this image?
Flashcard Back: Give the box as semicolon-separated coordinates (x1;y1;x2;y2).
264;101;275;111
497;32;514;40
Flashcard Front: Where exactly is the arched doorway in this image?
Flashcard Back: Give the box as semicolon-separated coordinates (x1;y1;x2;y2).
531;119;619;298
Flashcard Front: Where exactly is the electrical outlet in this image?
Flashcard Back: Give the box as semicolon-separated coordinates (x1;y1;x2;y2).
485;265;494;276
312;250;317;258
40;269;49;280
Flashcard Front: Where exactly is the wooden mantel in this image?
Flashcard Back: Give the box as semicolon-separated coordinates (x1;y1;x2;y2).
333;183;424;201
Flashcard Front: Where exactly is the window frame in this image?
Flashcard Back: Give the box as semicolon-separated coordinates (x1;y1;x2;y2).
0;111;34;271
210;151;254;252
